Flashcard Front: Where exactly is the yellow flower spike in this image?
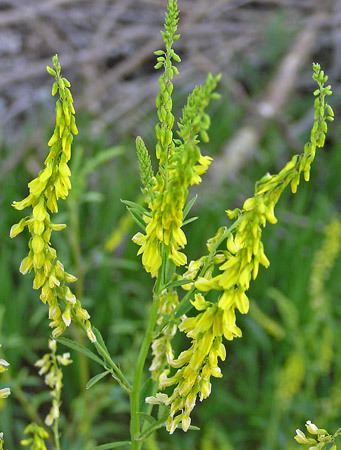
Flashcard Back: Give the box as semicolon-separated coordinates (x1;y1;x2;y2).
154;64;333;433
10;55;95;342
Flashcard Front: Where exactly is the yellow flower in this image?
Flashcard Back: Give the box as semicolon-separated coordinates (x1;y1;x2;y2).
10;55;95;342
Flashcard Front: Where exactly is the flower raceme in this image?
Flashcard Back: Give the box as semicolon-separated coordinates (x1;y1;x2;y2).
35;339;72;427
10;55;95;342
133;0;220;276
147;63;334;433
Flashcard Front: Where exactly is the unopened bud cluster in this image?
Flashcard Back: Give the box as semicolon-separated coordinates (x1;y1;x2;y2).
10;55;95;342
133;0;221;276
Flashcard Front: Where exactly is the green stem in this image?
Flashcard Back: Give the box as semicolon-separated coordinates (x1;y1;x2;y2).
130;286;161;450
53;420;61;450
50;347;62;450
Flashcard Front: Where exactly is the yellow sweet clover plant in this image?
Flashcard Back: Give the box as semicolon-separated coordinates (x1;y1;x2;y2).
10;55;95;343
9;0;335;448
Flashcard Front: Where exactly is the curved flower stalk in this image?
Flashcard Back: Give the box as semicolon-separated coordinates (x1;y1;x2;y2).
133;0;221;276
21;424;49;450
10;55;95;342
149;63;334;433
294;420;341;449
35;339;72;449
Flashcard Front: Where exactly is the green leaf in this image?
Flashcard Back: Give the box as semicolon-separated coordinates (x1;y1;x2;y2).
188;425;200;431
183;216;198;226
94;441;131;450
93;327;112;362
91;328;132;393
183;195;197;219
57;337;104;367
125;207;145;231
120;199;148;215
86;370;110;390
164;278;193;290
175;287;195;317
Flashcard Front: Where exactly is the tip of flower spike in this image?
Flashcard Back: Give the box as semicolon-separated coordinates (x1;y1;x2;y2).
52;54;60;68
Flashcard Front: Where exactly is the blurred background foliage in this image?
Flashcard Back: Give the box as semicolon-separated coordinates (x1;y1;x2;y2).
0;0;340;449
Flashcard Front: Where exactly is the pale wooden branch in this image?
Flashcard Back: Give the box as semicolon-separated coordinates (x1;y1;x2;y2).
210;10;328;183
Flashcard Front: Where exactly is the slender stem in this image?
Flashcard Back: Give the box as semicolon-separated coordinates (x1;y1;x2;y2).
53;420;61;450
130;287;161;450
50;347;62;450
